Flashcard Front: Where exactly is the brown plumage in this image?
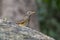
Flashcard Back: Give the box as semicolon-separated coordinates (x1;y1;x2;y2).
16;11;35;27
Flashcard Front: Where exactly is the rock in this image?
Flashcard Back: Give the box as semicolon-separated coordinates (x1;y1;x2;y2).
0;19;55;40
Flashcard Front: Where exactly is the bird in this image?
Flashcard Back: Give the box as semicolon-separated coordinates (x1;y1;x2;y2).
16;11;35;27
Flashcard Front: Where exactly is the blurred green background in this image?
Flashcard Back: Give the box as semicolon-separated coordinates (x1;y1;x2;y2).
36;0;60;40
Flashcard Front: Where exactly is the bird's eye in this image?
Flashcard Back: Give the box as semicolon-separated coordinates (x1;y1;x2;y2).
27;11;31;15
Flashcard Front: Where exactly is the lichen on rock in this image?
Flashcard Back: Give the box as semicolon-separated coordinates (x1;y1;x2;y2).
0;19;55;40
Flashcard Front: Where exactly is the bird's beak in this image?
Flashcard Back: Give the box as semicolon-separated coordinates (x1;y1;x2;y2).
32;12;35;14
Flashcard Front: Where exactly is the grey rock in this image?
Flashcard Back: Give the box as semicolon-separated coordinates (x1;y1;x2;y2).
0;19;55;40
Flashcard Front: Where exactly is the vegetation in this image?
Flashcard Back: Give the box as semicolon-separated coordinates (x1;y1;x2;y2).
36;0;60;40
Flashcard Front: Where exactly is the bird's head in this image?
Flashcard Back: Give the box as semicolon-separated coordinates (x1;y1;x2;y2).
26;11;35;16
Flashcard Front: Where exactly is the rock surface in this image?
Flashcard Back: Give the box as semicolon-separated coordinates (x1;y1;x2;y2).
0;19;55;40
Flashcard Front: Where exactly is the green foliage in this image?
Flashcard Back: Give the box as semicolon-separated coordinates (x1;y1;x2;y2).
36;0;60;40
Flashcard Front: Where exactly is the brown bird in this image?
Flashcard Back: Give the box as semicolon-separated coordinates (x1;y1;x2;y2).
16;11;35;27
